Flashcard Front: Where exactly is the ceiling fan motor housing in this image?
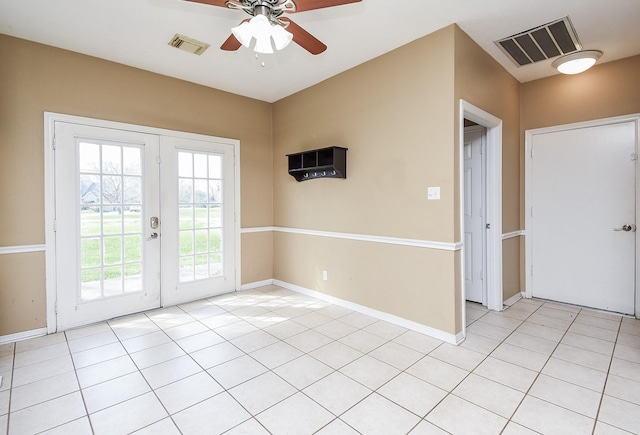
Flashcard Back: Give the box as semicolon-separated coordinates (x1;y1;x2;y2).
229;0;295;21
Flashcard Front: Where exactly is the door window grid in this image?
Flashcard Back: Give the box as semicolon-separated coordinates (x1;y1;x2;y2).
178;151;223;282
78;141;144;300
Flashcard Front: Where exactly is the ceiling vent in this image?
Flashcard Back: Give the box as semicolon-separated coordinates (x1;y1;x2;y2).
168;34;210;55
495;17;582;66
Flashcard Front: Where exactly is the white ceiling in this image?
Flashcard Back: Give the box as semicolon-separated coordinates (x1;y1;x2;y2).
1;0;639;102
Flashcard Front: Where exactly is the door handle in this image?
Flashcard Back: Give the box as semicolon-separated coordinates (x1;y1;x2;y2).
147;232;159;240
613;224;636;232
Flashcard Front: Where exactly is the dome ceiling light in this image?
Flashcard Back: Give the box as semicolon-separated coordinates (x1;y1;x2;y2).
552;50;603;74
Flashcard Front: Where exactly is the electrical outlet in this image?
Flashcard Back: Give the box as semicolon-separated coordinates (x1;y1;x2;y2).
428;186;440;200
322;270;328;281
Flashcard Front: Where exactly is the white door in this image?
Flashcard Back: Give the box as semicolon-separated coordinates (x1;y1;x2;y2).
529;120;636;314
464;126;486;304
160;136;236;306
55;122;161;330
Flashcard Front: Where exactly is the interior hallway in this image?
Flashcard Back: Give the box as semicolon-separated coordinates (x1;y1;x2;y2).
0;285;639;434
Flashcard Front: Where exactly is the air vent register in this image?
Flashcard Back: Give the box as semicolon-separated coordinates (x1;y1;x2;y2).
495;17;582;66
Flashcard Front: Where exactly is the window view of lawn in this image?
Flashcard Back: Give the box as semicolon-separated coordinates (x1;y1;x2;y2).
179;205;223;281
79;207;223;289
80;210;143;277
77;146;225;299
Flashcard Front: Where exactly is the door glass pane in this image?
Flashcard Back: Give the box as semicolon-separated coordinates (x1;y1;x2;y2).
79;143;100;173
124;176;142;204
81;212;100;237
209;228;222;252
178;150;225;282
209;253;222;277
103;208;123;235
209;155;221;179
194;179;208;204
78;141;144;301
179;179;193;203
125;213;141;233
194;154;208;178
180;205;194;229
178;152;192;177
80;175;100;205
102;176;122;204
195;230;208;254
102;145;121;174
180;231;194;255
195;254;208;280
80;238;101;268
123;147;141;175
124;235;142;262
209;205;221;228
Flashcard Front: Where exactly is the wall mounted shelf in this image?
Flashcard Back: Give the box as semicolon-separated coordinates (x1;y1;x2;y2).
287;146;347;182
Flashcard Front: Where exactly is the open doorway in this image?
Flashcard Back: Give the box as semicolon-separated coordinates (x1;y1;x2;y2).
459;101;504;336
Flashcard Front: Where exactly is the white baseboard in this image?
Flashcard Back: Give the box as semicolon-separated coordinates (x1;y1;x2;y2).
503;292;525;307
0;327;47;345
240;279;275;291
273;279;462;345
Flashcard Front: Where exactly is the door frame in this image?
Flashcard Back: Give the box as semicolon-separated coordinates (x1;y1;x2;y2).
44;112;241;333
459;100;504;333
525;114;640;317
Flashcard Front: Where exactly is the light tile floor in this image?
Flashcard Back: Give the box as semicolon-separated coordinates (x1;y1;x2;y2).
1;285;639;434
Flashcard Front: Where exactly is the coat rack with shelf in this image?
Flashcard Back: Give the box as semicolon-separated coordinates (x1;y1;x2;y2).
287;146;347;182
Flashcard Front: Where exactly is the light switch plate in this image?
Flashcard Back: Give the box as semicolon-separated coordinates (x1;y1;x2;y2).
428;187;440;200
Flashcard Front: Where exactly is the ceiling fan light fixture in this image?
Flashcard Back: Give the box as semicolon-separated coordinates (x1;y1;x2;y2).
231;13;292;54
272;24;293;51
552;50;602;74
231;21;253;48
254;34;275;54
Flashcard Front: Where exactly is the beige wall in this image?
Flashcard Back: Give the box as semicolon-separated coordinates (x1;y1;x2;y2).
274;26;457;242
0;253;46;334
274;233;458;333
0;35;273;335
273;26;461;334
521;55;640;132
453;26;522;303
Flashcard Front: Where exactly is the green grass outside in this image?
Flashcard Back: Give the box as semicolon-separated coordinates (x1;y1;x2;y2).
80;207;223;282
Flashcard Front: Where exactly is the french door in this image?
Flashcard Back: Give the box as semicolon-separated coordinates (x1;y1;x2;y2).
53;120;236;330
160;136;236;306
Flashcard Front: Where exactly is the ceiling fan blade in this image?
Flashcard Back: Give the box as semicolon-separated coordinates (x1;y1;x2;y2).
183;0;229;7
221;33;242;51
281;18;327;55
285;0;362;13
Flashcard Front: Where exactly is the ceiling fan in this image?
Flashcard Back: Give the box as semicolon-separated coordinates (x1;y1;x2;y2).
185;0;362;55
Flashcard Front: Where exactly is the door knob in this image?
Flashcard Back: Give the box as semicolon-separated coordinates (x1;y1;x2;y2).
614;224;636;232
147;232;159;240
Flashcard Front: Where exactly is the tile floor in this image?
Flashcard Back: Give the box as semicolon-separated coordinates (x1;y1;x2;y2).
1;285;639;434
